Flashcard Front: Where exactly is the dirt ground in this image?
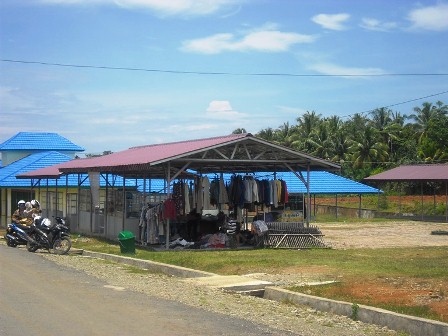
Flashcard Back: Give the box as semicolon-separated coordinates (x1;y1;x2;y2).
317;221;448;322
319;220;448;249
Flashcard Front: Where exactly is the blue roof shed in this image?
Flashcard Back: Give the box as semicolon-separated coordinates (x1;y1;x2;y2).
0;132;85;152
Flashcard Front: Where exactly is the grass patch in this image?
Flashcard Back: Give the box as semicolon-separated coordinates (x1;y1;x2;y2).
72;236;448;278
72;234;448;323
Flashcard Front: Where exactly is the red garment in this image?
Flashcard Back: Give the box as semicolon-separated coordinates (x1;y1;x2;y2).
282;180;289;203
163;199;177;219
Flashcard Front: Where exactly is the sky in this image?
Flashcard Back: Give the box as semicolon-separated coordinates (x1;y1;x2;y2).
1;0;448;155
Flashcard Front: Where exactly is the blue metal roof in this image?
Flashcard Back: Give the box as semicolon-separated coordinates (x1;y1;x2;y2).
0;151;73;187
136;171;381;194
267;171;381;194
0;132;85;152
0;151;135;188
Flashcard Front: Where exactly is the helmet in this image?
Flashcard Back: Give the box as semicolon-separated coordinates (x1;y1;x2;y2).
18;200;26;206
41;218;51;228
31;199;40;208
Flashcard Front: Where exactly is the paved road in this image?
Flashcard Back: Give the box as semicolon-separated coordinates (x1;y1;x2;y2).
0;244;298;336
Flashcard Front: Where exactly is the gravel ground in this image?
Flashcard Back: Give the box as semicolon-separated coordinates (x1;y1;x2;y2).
40;252;400;336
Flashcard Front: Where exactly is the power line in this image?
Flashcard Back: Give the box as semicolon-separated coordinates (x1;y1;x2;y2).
341;90;448;119
2;58;447;119
2;59;448;77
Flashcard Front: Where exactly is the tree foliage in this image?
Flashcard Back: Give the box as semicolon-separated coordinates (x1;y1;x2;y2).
254;101;448;180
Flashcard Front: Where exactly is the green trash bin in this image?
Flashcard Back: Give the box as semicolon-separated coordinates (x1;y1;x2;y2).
118;231;135;254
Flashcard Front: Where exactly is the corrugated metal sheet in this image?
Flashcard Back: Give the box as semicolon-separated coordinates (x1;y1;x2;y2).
272;171;381;194
67;133;250;169
18;133;340;178
0;151;135;188
0;151;72;187
137;171;381;194
365;164;448;182
0;132;85;152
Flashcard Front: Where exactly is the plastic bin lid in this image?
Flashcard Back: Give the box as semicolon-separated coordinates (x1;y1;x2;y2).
118;230;135;240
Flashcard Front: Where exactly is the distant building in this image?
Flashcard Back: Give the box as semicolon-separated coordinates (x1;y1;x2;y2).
0;132;85;226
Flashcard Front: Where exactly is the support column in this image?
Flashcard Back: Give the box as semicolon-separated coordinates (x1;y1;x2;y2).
306;163;311;227
421;182;424;221
122;176;126;231
335;194;338;220
105;174;109;238
165;162;171;249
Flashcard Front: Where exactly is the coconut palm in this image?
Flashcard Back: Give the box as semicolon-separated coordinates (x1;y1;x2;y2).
274;122;298;147
348;126;389;169
291;110;322;151
369;107;401;158
409;101;447;143
256;127;276;142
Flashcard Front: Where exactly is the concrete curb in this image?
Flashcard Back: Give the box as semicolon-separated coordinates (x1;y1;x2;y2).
264;287;448;336
82;250;216;278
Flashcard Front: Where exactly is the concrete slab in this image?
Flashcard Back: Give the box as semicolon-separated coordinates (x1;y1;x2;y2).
183;275;272;291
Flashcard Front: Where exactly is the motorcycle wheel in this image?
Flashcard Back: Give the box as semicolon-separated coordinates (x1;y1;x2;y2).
6;239;17;247
27;241;39;253
53;237;71;255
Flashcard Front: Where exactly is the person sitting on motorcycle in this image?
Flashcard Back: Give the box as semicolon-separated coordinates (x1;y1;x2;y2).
12;200;33;227
23;199;42;222
29;200;42;217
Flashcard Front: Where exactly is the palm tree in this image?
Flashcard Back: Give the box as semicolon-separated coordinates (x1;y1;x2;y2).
348;126;389;169
306;121;333;159
296;110;322;138
369;107;401;158
291;111;322;151
345;113;369;143
256;127;276;142
409;101;446;143
274;122;298;147
330;128;352;163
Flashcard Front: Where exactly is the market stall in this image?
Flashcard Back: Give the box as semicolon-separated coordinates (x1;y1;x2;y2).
18;133;340;248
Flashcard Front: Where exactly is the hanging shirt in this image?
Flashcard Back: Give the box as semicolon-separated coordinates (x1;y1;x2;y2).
202;176;211;210
196;178;203;211
163;199;176;220
184;182;191;214
218;177;229;205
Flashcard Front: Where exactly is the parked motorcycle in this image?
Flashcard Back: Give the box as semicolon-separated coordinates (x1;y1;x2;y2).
4;222;36;247
26;216;72;255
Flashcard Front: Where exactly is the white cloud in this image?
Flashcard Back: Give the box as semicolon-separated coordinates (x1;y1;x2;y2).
360;18;398;32
312;13;350;31
40;0;240;16
182;27;315;54
407;3;448;31
206;100;247;120
309;62;384;77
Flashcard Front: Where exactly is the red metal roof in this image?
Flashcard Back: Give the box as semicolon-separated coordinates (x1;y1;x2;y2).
17;133;252;178
94;133;249;167
365;164;448;182
17;133;341;179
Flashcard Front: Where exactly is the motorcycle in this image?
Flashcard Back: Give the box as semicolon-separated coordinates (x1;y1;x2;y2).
4;222;36;247
26;216;72;255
